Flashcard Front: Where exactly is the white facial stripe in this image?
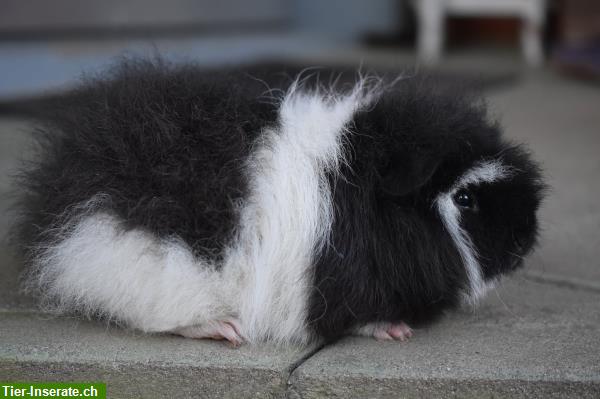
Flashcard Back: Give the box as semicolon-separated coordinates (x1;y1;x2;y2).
457;160;513;188
436;160;512;305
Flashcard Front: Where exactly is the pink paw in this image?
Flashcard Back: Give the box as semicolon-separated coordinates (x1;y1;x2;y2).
172;319;244;347
356;321;413;342
373;322;413;341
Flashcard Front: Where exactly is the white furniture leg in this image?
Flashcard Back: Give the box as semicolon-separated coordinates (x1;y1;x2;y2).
416;0;444;65
521;0;545;67
415;0;546;67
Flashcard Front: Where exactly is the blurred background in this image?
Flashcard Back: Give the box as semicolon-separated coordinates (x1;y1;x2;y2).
0;0;599;98
0;0;599;308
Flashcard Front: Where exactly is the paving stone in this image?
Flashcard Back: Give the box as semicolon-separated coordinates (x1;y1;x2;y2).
288;278;600;398
0;312;314;399
0;118;36;311
488;72;600;284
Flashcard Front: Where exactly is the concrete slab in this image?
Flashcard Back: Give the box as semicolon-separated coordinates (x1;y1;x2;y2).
0;245;30;312
288;278;600;398
487;71;600;284
0;118;36;311
0;312;315;398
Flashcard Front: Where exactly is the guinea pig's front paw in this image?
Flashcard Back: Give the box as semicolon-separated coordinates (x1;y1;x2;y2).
172;319;244;347
354;321;413;342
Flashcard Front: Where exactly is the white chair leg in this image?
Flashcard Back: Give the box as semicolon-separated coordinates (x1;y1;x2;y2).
521;0;546;67
416;0;444;65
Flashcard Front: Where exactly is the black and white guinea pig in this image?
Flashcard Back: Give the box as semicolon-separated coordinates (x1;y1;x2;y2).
14;59;545;346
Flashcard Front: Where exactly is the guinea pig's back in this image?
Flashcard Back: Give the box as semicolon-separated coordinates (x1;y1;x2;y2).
13;60;375;343
17;60;278;260
13;61;285;333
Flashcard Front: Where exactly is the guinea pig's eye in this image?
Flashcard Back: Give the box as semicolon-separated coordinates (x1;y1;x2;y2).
453;189;476;209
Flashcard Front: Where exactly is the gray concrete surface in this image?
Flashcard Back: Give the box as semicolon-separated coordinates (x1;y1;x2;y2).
0;118;35;311
288;278;600;398
489;71;600;286
0;313;314;399
1;58;599;398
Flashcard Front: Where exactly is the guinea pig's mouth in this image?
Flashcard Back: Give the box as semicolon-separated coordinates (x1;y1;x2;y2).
507;254;524;271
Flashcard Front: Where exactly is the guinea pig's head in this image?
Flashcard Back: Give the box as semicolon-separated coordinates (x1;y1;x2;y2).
347;79;545;307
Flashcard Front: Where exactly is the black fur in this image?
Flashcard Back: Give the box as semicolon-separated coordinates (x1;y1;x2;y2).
16;59;278;260
308;79;545;340
13;59;544;342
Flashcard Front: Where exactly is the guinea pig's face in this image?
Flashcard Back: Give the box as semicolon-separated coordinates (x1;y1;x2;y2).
431;150;544;302
352;84;545;305
442;151;544;277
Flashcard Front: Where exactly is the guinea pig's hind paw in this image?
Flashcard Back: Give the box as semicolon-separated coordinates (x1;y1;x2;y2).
172;319;244;347
358;321;413;342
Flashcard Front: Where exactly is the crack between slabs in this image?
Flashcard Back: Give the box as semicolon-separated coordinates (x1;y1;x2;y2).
523;271;600;294
283;341;328;398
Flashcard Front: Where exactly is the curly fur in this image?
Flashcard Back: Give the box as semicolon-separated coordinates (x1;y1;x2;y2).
12;59;545;344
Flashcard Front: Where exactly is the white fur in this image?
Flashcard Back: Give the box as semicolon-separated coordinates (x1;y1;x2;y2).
228;78;380;344
27;210;238;332
27;78;381;344
435;160;512;305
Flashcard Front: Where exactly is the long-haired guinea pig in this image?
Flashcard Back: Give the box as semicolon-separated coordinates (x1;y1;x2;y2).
12;59;545;346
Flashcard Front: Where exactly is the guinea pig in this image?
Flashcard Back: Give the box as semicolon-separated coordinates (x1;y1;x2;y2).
12;59;545;346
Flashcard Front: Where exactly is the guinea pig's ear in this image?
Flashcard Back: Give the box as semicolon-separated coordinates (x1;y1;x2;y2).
378;153;441;196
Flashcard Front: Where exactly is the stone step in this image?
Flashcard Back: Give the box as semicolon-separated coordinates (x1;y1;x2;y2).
287;278;600;398
2;278;599;398
0;311;315;399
